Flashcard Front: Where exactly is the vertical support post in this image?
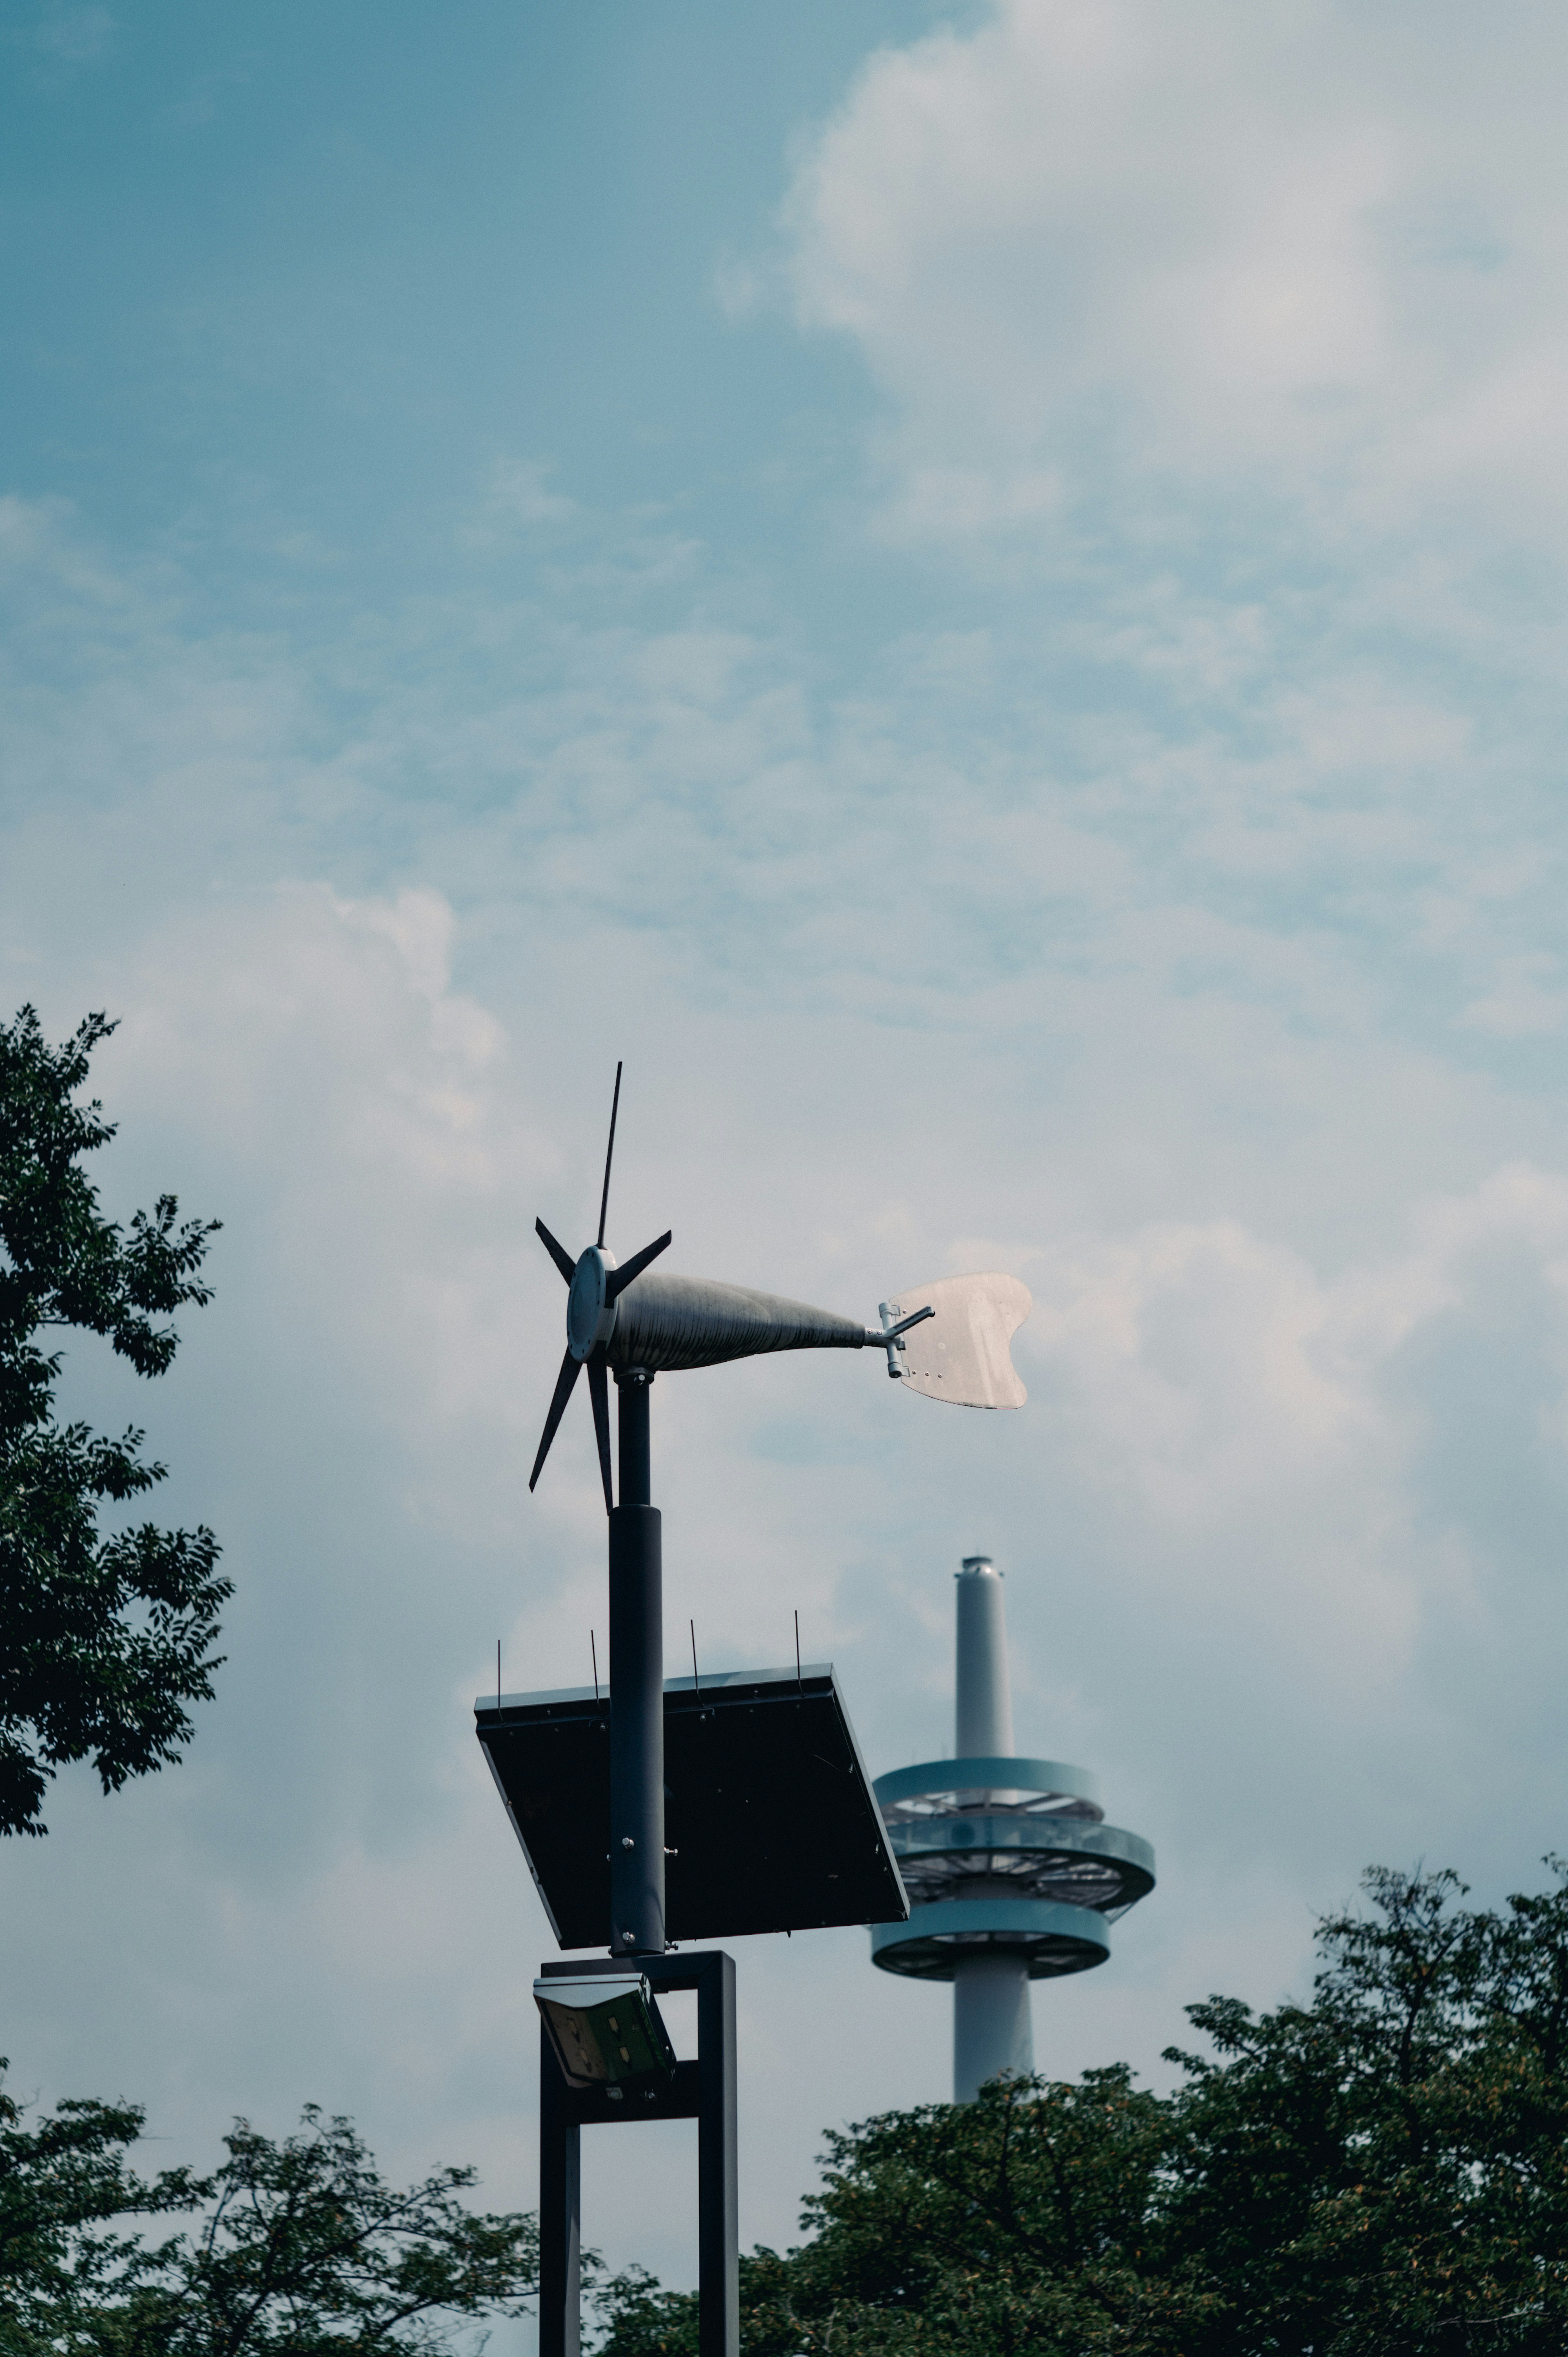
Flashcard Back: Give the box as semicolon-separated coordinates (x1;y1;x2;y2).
610;1370;665;1957
538;2027;582;2357
697;1951;739;2357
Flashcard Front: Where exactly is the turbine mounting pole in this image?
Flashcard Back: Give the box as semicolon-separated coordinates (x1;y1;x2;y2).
609;1366;665;1957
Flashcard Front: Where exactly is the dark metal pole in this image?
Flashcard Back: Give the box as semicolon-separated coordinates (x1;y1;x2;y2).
538;2029;582;2357
617;1363;652;1506
609;1369;665;1957
697;1951;739;2357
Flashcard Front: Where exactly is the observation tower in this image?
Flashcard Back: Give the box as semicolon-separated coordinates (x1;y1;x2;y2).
871;1557;1155;2103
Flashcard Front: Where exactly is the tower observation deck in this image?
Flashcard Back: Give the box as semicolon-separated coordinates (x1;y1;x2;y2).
870;1558;1156;2103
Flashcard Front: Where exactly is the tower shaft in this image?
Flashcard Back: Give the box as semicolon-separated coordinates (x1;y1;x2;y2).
954;1952;1033;2102
953;1561;1031;2096
955;1556;1014;1757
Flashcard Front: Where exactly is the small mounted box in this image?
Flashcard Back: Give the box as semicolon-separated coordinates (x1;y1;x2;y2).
477;1664;909;1949
533;1973;677;2096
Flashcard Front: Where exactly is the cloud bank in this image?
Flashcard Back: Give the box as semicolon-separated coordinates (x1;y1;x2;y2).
786;0;1568;553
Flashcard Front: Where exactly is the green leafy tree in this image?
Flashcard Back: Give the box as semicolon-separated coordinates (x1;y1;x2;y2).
1163;1862;1568;2352
0;2063;195;2356
592;2072;1195;2356
0;1005;228;1837
593;1863;1568;2355
0;2075;540;2355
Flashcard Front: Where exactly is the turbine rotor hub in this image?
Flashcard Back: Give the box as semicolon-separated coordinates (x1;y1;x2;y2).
568;1247;619;1361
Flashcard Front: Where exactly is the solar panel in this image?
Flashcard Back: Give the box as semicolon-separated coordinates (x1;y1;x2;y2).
476;1664;909;1950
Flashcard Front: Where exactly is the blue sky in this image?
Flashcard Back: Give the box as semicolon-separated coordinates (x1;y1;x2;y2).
7;0;1568;2330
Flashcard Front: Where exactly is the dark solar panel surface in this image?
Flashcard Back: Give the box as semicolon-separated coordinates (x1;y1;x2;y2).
476;1666;909;1950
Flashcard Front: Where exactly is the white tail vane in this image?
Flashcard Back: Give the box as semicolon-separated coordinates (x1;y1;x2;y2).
879;1273;1031;1409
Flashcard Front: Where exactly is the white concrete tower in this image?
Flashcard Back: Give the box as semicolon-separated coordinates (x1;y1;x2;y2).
951;1559;1033;2099
871;1555;1156;2104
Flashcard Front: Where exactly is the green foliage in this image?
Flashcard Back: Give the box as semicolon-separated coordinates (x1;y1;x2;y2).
593;2075;1204;2357
1160;1861;1568;2352
0;2065;196;2356
0;2074;538;2355
0;1004;228;1836
592;1863;1568;2355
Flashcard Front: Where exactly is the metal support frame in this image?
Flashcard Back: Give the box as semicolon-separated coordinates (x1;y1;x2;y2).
537;1950;739;2357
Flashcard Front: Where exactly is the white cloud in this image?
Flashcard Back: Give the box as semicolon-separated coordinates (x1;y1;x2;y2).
29;4;114;68
1007;1166;1568;1710
109;882;546;1460
463;458;579;546
1460;954;1568;1039
784;0;1568;546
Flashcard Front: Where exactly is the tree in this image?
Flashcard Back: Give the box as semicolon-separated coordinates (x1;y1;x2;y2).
0;2063;194;2355
595;2072;1201;2357
0;2072;539;2354
0;1004;228;1837
592;1863;1568;2355
1162;1862;1568;2352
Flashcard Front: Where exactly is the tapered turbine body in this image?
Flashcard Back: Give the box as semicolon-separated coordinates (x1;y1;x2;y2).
871;1558;1156;2105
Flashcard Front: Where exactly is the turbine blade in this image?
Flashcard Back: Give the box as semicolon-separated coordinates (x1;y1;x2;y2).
535;1218;576;1287
528;1348;584;1491
604;1229;672;1302
588;1356;613;1514
596;1061;623;1249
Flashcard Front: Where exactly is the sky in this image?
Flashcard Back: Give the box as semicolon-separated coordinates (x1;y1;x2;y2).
7;0;1568;2333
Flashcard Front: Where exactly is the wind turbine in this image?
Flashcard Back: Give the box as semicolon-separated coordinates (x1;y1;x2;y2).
530;1064;1031;1512
514;1066;1034;2357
